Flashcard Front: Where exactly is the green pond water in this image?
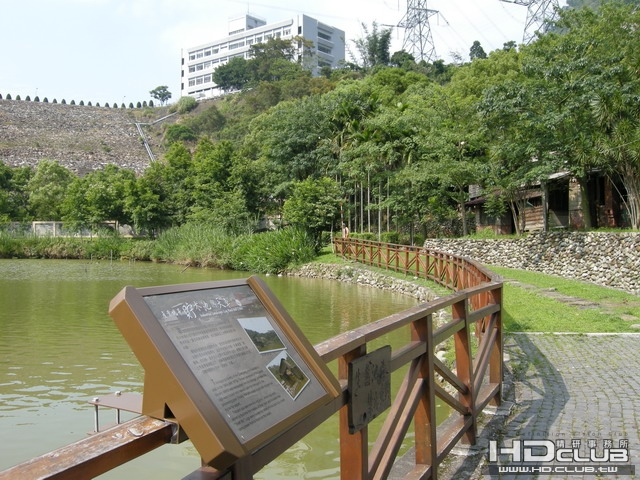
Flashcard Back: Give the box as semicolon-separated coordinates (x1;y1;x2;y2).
0;259;443;479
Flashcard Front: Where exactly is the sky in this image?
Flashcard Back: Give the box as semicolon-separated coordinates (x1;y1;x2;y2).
0;0;538;107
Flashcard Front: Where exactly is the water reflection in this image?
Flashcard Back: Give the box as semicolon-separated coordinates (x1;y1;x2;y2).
0;259;422;479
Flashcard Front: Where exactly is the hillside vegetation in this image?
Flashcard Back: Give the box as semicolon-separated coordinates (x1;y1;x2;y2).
1;3;639;243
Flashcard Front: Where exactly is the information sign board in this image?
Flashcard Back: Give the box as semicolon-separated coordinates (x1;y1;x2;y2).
109;276;340;468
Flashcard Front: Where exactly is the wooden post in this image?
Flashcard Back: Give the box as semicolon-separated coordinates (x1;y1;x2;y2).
489;286;503;406
412;314;437;478
452;298;476;444
339;346;367;480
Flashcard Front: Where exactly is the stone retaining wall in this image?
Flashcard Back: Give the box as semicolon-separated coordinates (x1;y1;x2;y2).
290;263;440;303
289;263;453;330
423;231;640;295
0;99;151;174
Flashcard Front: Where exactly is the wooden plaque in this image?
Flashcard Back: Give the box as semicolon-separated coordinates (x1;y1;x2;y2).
348;345;391;433
109;276;340;469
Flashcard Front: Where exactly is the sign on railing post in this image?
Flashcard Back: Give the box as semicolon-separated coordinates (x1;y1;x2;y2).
109;276;341;470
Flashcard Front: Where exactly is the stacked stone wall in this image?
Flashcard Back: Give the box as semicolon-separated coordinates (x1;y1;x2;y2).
423;231;640;294
0;99;152;174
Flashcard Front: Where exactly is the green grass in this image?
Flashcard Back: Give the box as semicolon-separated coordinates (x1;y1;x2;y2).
489;266;640;333
314;248;640;334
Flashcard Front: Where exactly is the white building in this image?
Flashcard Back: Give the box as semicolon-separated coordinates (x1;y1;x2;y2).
181;13;346;100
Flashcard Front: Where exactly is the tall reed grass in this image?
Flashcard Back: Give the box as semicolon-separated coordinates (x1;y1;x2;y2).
1;224;317;274
153;223;317;273
0;230;154;260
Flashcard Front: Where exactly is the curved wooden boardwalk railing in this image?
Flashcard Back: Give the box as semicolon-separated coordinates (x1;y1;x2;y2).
0;238;503;480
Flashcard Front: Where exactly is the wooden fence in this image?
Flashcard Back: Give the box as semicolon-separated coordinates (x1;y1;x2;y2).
0;238;503;480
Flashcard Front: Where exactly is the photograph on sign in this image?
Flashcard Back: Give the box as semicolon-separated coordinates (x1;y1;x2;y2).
267;351;310;400
142;283;328;443
238;317;286;353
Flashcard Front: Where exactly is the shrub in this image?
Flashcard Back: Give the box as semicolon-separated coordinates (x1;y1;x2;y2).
79;100;85;106
53;99;57;104
104;103;110;108
34;96;40;102
380;231;400;244
136;101;142;108
70;100;76;105
43;97;49;103
350;232;376;241
61;99;66;104
129;102;134;109
6;94;11;100
121;239;155;261
164;124;197;144
230;228;316;274
16;95;21;100
176;96;198;114
25;96;31;101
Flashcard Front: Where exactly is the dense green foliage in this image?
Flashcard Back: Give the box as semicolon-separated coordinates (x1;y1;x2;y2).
2;3;639;249
0;225;316;274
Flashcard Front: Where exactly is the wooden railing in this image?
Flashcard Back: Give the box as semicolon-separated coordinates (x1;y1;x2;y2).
0;238;503;480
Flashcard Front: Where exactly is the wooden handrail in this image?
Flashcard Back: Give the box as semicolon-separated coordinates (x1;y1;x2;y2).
1;238;503;480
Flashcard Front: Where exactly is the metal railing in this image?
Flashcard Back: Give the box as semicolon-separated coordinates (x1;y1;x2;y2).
0;238;503;479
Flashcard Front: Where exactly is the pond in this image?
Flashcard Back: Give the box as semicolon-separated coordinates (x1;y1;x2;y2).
0;259;441;479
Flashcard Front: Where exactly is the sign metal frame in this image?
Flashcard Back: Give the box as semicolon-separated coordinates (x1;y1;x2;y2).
109;275;340;469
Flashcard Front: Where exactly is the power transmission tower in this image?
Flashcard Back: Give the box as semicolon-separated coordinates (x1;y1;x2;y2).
500;0;562;44
397;0;440;63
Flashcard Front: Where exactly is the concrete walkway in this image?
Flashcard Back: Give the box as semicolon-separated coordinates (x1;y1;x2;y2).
439;333;640;479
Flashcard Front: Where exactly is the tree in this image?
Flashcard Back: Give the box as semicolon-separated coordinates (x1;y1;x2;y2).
142;142;194;225
349;22;393;70
212;56;250;92
62;165;135;230
123;176;167;235
469;40;487;60
27;160;74;220
249;37;311;83
390;50;417;70
513;3;640;229
149;85;172;105
0;163;32;222
283;177;342;248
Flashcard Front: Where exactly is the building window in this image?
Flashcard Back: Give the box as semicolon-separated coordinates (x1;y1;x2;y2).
318;32;332;41
318;45;332;54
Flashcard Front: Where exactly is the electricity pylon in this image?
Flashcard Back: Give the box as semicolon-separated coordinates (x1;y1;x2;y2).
500;0;562;44
397;0;440;63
